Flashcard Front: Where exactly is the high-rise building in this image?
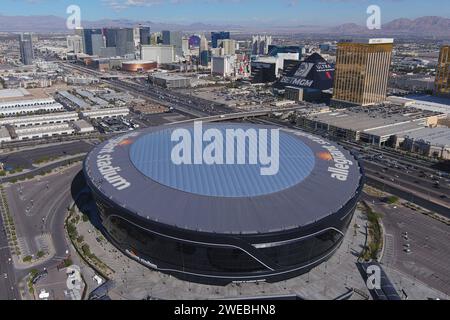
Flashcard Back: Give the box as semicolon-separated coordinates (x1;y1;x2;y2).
435;45;450;97
211;31;230;48
199;35;209;66
67;35;83;54
200;50;210;67
252;35;272;55
332;39;394;107
82;29;103;55
218;39;236;56
104;28;135;57
162;30;182;56
91;34;105;56
211;55;236;77
139;26;151;46
200;35;208;52
19;33;34;65
141;45;175;64
182;37;190;56
268;45;305;57
150;32;162;45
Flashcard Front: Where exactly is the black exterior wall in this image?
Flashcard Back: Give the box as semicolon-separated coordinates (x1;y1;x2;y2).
85;166;364;285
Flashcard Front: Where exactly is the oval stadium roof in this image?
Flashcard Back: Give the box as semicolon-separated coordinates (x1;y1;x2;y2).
84;123;363;235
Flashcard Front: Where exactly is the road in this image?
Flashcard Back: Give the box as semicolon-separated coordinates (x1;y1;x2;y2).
364;194;450;296
0;214;20;300
250;117;450;215
5;165;83;287
0;140;93;171
59;62;232;117
363;161;450;199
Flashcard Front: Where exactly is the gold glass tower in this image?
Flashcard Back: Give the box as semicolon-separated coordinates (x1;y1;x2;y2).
435;46;450;97
332;39;394;107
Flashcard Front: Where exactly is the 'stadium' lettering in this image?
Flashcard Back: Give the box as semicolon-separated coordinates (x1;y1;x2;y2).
96;154;130;191
95;132;138;191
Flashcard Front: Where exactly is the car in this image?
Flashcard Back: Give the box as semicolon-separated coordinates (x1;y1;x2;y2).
3;273;7;279
404;243;411;248
404;248;412;254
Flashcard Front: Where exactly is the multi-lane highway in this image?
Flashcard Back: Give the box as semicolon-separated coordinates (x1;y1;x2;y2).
0;140;93;171
247;117;450;216
0;198;20;300
59;62;232;118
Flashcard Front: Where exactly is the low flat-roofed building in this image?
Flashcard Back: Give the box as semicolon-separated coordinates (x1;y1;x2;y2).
0;98;64;116
403;95;450;116
295;104;442;146
81;107;129;119
0;126;12;143
285;86;304;102
386;96;416;107
75;89;109;107
0;112;79;127
149;73;191;89
56;91;91;110
401;127;450;159
14;123;75;140
0;88;30;100
72;119;95;133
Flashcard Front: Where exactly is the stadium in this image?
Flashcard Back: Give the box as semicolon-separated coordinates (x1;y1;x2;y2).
83;123;364;285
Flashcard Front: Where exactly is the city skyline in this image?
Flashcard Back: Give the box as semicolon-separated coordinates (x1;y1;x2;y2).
2;0;450;26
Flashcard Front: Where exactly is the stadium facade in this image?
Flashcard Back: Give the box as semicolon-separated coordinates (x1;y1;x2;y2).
84;123;364;285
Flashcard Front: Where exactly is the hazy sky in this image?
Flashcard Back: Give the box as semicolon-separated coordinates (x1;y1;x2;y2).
3;0;450;26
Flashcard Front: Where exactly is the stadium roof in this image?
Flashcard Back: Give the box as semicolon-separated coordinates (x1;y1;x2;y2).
84;123;363;235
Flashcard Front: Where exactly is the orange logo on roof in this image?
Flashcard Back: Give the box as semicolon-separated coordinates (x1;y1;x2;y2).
317;151;333;161
119;139;133;146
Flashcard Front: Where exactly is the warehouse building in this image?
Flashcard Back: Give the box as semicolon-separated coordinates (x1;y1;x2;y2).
56;91;91;110
13;123;75;140
0;112;79;127
401;127;450;160
72;119;95;133
295;105;443;146
0;126;12;143
81;107;130;119
149;73;191;89
0;98;64;116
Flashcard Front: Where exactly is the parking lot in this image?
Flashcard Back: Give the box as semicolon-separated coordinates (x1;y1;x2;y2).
369;198;450;296
178;86;277;109
92;116;139;134
32;265;85;300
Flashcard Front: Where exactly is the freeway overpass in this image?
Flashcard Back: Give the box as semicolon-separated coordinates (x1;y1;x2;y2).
167;108;300;125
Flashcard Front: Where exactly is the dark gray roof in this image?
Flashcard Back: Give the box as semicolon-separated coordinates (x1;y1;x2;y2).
84;123;363;235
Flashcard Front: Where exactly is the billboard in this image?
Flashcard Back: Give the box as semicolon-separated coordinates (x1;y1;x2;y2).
188;35;201;49
275;53;335;90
